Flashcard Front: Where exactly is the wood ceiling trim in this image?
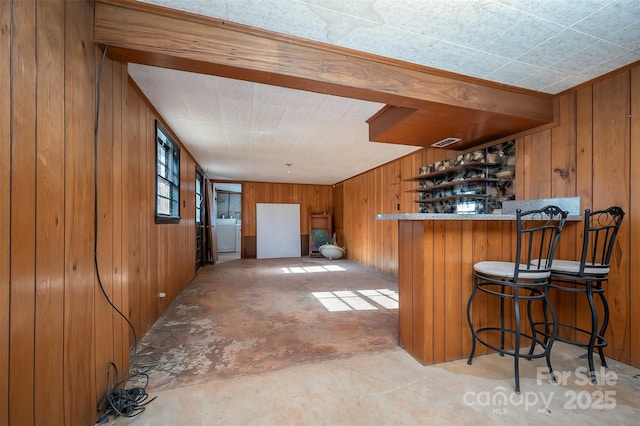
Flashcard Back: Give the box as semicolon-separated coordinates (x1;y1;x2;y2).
366;104;552;149
94;0;553;125
367;106;419;141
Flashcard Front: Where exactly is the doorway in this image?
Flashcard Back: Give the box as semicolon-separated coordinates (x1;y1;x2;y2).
195;170;205;270
214;183;242;257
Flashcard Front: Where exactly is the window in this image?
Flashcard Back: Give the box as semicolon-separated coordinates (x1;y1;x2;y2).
195;173;202;224
155;121;180;223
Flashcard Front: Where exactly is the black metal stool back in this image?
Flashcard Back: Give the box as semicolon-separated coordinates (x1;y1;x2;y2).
576;206;625;276
467;205;568;394
545;206;625;383
513;206;568;280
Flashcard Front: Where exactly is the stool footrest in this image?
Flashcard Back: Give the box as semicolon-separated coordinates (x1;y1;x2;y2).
474;326;552;359
548;281;605;293
531;321;608;349
476;283;546;300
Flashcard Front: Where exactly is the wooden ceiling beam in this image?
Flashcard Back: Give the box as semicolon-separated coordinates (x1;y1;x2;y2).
94;0;554;127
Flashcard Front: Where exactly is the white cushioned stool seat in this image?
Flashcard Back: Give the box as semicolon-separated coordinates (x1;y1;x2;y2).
474;261;551;280
551;259;609;275
531;259;609;275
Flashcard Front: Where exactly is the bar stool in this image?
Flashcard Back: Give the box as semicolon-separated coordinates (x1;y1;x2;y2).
535;206;624;384
466;206;567;394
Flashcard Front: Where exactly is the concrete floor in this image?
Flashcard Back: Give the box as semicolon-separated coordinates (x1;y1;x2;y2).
109;257;640;425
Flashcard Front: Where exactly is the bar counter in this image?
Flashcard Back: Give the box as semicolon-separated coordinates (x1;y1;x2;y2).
377;198;581;366
377;213;582;221
378;196;583;222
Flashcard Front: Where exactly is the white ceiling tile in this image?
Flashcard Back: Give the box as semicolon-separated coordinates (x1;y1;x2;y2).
301;0;384;23
513;67;569;92
551;40;631;74
139;0;229;18
129;64;421;185
605;21;640;51
407;39;482;76
487;60;546;86
226;0;331;42
439;1;528;51
183;94;218;121
251;84;289;107
481;15;564;58
571;0;640;39
540;75;586;93
303;4;382;43
395;1;516;51
450;51;513;80
498;0;608;27
333;24;439;66
580;50;640;78
372;0;470;39
516;28;600;67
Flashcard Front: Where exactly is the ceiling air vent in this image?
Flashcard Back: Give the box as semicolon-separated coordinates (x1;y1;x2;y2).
431;137;461;148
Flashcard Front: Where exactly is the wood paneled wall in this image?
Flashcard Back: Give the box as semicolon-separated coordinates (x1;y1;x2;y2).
125;80;199;340
241;182;333;257
2;3;637;424
337;65;639;368
94;59;198;426
0;0;10;422
631;67;640;368
3;1;99;423
335;148;459;276
1;1;199;424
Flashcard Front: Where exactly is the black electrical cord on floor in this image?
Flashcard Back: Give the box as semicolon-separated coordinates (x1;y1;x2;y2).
93;44;155;424
96;362;156;422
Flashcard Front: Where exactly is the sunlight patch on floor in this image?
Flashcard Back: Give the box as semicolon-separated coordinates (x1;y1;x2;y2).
281;265;347;273
312;289;399;312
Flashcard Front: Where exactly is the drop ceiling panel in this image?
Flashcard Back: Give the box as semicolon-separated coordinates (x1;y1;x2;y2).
128;0;639;185
129;64;420;184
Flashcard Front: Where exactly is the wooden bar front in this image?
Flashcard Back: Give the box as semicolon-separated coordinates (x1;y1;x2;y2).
397;218;579;365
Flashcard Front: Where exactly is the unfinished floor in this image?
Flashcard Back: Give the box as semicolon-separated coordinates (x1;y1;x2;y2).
109;256;640;425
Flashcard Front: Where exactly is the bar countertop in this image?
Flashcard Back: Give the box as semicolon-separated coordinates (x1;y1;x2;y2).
376;213;582;221
376;197;582;221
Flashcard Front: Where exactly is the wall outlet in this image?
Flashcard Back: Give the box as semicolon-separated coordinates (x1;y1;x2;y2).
159;292;166;298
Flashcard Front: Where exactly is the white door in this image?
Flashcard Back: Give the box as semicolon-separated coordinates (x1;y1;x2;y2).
256;203;301;259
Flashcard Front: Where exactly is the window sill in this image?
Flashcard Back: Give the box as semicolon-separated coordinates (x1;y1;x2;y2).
156;216;181;224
